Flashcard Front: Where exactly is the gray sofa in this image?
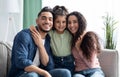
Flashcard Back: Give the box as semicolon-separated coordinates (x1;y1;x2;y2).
98;49;119;77
0;41;119;77
0;41;12;77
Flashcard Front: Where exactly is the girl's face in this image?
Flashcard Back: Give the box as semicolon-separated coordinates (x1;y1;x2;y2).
67;15;79;35
54;15;66;34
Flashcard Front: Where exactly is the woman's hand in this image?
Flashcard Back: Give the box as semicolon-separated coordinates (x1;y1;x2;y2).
75;31;86;50
75;36;82;50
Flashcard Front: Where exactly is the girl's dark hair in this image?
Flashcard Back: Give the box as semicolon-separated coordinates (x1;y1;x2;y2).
53;5;68;29
81;31;101;61
53;5;68;18
66;11;87;47
38;6;53;17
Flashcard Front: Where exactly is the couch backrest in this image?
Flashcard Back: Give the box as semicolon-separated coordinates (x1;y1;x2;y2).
98;49;119;77
0;41;119;77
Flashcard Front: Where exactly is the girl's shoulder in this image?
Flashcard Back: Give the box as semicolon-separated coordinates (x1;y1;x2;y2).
48;30;54;36
64;30;72;37
64;30;71;34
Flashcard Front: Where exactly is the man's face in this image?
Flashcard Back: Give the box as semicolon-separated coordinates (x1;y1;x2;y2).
36;12;53;32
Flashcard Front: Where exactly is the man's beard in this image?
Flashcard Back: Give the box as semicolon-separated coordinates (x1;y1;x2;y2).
38;25;50;33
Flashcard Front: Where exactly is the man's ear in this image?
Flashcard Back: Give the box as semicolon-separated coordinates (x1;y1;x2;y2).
36;18;39;24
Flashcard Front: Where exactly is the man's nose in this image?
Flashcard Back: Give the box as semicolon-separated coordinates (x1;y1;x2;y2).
45;18;50;23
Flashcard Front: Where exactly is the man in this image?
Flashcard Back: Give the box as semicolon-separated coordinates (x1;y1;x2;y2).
8;6;71;77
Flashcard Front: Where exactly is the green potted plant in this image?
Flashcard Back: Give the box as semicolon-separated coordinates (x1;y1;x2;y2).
102;13;118;49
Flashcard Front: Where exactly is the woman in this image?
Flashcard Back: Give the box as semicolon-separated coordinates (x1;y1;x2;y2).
66;11;105;77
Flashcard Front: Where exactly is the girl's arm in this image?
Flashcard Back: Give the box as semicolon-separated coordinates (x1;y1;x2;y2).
30;26;49;66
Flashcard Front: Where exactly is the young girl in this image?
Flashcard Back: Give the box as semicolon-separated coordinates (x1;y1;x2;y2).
67;11;105;77
49;5;74;74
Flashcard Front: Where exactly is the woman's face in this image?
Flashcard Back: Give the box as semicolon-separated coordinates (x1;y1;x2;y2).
54;15;66;34
67;15;79;35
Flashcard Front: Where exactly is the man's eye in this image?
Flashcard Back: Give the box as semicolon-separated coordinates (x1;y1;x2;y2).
41;17;46;20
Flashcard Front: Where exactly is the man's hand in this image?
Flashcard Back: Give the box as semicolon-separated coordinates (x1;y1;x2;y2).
25;65;52;77
43;70;52;77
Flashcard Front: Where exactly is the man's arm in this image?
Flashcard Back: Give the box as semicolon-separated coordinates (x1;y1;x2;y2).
12;30;51;77
25;65;51;77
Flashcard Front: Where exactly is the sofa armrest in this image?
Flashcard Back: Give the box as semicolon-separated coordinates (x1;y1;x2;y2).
98;49;119;77
0;41;12;77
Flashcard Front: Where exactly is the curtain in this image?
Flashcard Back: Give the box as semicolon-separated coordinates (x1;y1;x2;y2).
23;0;42;29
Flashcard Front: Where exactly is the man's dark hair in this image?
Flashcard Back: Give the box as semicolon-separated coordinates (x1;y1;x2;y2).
38;6;53;17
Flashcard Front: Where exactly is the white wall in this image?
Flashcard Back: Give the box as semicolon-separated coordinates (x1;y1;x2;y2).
0;0;9;41
0;0;23;42
42;0;120;50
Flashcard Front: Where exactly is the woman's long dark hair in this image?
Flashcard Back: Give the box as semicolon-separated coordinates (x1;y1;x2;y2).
66;11;87;48
81;31;101;61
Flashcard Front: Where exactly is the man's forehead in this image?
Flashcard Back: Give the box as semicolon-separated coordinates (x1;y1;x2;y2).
40;12;53;17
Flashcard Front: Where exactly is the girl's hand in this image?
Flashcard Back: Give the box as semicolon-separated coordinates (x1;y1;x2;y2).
30;25;49;65
30;25;43;46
